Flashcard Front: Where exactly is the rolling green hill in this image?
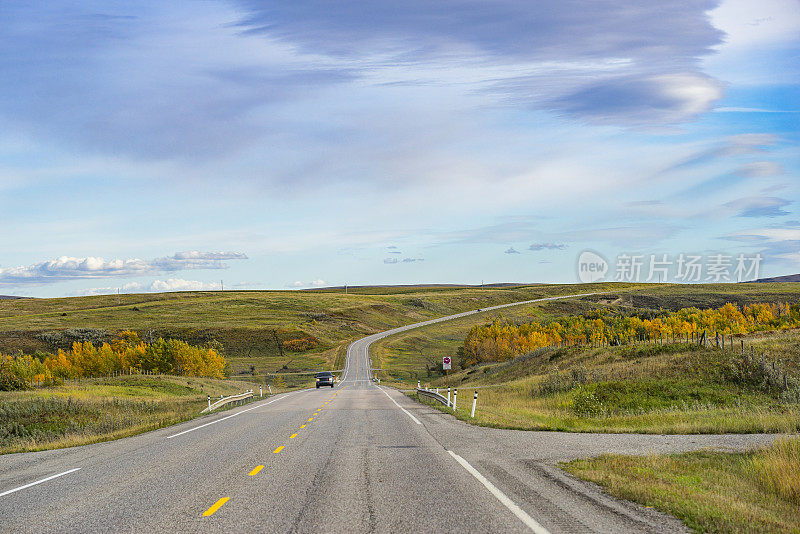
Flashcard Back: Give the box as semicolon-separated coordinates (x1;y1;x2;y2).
0;282;628;377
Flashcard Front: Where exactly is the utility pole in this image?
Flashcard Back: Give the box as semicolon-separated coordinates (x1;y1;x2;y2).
345;282;348;295
220;280;224;291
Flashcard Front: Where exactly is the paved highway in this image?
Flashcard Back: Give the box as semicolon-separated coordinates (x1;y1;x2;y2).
0;294;780;533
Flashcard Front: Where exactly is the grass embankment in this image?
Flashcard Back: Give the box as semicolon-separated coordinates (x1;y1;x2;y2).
381;284;800;434
562;437;800;533
372;283;800;382
0;374;276;454
0;283;623;376
411;332;800;434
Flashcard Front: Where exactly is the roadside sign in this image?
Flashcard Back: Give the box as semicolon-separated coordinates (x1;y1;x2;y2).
443;356;451;370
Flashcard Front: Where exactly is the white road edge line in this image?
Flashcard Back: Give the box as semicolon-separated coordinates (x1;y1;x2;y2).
447;451;550;534
166;389;308;439
0;468;82;498
377;386;422;425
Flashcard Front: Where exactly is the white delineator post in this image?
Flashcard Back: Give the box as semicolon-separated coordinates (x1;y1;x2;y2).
418;380;421;389
268;385;272;394
207;395;211;411
453;389;458;411
259;385;263;398
471;391;477;418
447;387;451;407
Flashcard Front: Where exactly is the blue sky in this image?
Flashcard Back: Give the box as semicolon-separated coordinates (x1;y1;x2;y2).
1;0;798;296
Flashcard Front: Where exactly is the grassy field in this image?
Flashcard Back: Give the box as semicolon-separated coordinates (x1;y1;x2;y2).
562;437;800;533
0;283;623;377
3;282;799;453
0;374;283;454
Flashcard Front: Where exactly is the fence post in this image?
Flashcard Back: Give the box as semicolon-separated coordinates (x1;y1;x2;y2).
471;391;478;418
453;389;458;411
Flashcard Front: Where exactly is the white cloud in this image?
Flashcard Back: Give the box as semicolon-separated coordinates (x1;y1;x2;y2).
73;278;219;296
0;251;247;285
710;0;800;49
284;279;327;288
150;278;219;292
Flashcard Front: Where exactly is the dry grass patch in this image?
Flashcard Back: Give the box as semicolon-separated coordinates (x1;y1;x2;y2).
563;437;800;533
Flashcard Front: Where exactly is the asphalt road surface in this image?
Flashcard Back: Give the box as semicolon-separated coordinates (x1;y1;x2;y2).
0;294;781;533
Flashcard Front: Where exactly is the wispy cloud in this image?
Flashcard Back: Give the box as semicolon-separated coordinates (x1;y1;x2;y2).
528;242;566;251
734;161;784;177
724;196;791;218
0;251;247;285
504;247;521;254
384;257;423;264
663;134;779;174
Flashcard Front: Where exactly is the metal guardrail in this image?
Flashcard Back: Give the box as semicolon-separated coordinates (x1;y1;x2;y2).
417;387;479;417
202;390;254;413
416;387;450;407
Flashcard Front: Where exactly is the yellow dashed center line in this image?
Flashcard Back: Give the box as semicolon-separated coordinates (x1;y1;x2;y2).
300;424;306;428
308;417;313;422
248;465;264;476
290;433;298;439
314;412;319;416
273;445;284;453
203;497;229;517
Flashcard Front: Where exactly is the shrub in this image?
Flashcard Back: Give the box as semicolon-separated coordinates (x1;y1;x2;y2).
572;387;603;416
0;364;30;391
723;352;789;394
282;335;319;352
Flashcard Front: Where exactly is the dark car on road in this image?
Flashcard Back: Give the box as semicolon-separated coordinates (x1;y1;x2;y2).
315;371;335;388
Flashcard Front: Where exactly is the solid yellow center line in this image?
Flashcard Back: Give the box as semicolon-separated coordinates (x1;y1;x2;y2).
203;497;229;517
290;433;298;439
248;465;263;476
273;445;284;453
